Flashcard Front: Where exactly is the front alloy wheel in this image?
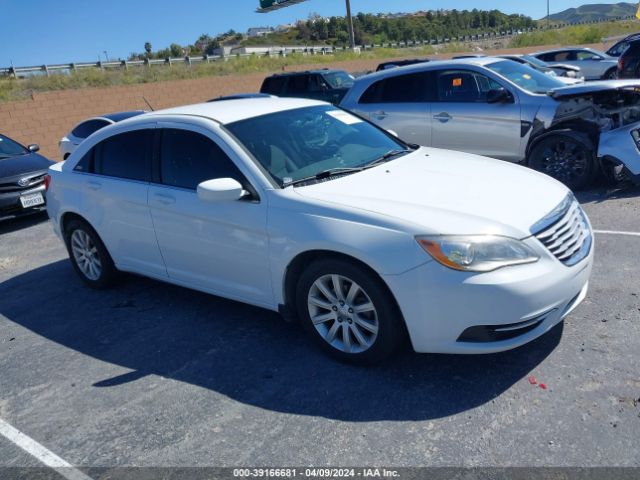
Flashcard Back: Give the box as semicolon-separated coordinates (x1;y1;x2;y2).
297;258;404;364
307;274;379;354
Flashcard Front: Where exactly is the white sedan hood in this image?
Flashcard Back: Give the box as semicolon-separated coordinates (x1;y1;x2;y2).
294;148;569;238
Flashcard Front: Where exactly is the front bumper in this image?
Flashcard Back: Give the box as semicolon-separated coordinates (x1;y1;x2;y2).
0;185;47;219
383;237;593;354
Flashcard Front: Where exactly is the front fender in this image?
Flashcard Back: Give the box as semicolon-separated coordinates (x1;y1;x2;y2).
267;210;430;305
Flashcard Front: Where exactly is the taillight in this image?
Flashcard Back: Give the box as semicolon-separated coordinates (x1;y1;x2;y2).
44;174;51;191
618;57;625;71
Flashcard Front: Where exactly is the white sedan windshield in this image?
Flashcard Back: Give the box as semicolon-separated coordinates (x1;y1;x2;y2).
226;106;406;186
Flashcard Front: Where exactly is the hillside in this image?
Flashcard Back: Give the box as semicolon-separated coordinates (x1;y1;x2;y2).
547;2;637;23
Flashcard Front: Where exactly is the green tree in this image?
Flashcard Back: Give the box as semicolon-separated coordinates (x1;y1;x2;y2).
144;42;152;57
169;43;183;57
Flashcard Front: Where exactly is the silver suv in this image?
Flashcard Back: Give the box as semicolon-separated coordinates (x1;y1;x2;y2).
340;57;640;189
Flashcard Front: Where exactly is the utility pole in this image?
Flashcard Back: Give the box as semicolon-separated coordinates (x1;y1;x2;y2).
346;0;356;49
547;0;550;29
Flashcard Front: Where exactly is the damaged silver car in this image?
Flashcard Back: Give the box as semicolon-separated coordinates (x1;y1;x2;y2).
341;57;640;190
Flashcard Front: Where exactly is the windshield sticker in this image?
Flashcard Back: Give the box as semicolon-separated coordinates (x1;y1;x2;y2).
327;110;363;125
453;78;463;87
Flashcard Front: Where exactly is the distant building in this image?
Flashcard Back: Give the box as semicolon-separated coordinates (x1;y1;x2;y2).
247;27;274;37
275;23;295;32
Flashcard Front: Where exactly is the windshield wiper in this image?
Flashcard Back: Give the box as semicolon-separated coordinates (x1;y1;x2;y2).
283;148;413;188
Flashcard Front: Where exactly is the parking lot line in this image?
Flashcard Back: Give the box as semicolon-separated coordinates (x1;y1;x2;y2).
0;418;93;480
593;229;640;237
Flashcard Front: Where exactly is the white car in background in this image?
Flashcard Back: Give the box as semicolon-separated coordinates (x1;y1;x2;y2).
533;48;619;80
46;98;593;364
58;110;145;160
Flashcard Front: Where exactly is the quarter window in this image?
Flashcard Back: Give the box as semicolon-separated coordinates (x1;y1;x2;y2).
159;129;244;190
94;129;153;181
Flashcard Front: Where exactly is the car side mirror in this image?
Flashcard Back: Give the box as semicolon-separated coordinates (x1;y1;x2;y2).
387;130;399;138
487;88;513;104
27;144;40;153
197;178;247;202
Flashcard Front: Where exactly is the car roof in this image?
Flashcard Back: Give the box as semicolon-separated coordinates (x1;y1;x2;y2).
143;97;327;125
534;47;598;54
266;69;345;78
100;110;146;122
357;57;506;81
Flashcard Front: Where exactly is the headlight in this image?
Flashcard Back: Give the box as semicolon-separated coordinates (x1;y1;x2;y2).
416;235;540;272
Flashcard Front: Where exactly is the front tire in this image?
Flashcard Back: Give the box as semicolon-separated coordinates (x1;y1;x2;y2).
528;133;597;190
296;258;405;365
64;218;117;289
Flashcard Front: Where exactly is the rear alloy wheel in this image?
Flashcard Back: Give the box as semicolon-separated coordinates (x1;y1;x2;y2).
296;259;404;364
64;219;117;289
604;68;618;80
528;134;596;190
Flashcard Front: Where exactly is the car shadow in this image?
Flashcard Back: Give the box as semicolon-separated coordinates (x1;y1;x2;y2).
576;181;640;204
0;260;562;422
0;210;49;235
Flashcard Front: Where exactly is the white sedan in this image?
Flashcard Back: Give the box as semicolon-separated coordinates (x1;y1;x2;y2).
46;98;593;364
58;110;145;160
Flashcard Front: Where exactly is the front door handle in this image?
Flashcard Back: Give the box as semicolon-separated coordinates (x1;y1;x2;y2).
87;180;102;191
373;110;388;120
434;112;452;123
153;193;176;205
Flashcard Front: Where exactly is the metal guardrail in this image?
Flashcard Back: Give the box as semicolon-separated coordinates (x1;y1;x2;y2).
1;15;634;78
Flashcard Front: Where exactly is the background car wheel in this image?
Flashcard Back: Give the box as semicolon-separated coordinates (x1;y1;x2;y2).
603;68;618;80
63;153;70;160
528;133;596;190
64;218;117;289
296;258;405;364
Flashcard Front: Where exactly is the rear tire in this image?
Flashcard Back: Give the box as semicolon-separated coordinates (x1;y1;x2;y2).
603;68;618;80
64;218;118;289
296;258;405;365
528;133;597;190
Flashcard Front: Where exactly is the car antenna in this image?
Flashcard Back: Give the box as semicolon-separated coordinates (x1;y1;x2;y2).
142;96;155;111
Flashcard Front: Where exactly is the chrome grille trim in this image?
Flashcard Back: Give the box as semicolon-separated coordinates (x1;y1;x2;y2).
0;173;47;193
532;194;592;267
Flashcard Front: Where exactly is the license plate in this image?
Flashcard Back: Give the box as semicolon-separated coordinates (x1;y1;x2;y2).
20;192;45;209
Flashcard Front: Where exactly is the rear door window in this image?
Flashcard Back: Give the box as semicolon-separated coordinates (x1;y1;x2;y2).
72;119;110;139
159;129;244;190
287;75;310;94
94;129;153;181
575;50;601;61
261;76;286;94
359;72;430;103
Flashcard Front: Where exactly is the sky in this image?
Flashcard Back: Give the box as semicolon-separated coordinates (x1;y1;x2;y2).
0;0;633;66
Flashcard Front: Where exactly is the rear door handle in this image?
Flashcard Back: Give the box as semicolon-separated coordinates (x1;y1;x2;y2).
87;180;102;191
434;112;452;123
152;193;176;205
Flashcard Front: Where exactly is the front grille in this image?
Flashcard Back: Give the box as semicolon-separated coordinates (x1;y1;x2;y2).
532;196;592;267
0;173;47;193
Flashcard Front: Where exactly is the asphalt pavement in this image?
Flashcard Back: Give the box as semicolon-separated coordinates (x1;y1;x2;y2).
0;183;639;475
